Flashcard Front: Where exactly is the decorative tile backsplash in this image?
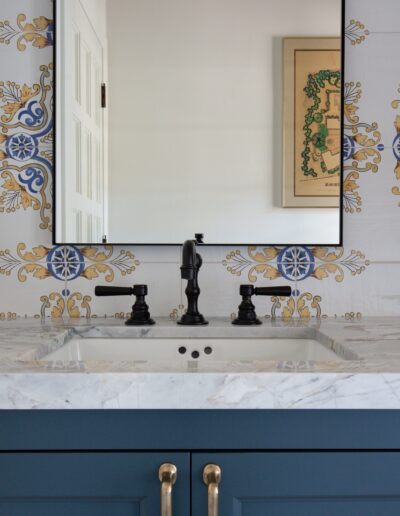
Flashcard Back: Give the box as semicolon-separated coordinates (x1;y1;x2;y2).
0;0;399;321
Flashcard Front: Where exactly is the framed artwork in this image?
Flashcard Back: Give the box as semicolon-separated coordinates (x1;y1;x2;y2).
283;37;341;208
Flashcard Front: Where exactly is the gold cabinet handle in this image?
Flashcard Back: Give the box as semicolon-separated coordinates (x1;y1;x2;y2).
203;464;222;516
159;463;177;516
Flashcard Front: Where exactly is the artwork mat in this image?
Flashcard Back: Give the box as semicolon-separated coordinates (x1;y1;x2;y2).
282;37;341;208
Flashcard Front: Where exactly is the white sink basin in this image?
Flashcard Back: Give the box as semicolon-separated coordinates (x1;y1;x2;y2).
44;337;342;362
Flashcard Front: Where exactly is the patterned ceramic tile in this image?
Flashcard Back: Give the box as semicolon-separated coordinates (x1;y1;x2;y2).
0;63;53;233
124;245;181;264
294;263;400;318
268;289;325;320
0;273;67;318
198;261;296;320
53;245;140;282
1;0;400;320
342;80;383;214
347;35;400;150
0;11;53;51
347;0;400;34
222;246;298;283
344;19;370;46
72;262;181;319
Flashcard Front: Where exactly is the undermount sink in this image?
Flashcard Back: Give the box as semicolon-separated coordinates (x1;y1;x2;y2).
44;337;343;363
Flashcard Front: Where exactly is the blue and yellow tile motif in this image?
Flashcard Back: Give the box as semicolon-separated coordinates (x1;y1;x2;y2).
0;3;395;320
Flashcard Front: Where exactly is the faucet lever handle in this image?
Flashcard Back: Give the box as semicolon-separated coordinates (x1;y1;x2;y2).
95;286;134;296
95;285;155;326
232;284;292;326
255;286;292;297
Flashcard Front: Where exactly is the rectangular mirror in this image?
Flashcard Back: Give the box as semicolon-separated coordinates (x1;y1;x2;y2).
55;0;343;245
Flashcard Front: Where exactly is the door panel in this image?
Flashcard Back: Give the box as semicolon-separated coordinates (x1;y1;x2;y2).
58;0;105;243
192;452;400;516
0;452;189;516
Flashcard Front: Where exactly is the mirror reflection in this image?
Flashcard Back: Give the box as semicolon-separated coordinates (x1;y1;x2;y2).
55;0;342;244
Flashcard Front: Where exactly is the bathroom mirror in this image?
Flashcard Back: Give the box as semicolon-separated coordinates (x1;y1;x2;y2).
55;0;343;245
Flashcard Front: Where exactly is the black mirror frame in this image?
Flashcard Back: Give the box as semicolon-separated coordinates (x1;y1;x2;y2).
52;0;344;247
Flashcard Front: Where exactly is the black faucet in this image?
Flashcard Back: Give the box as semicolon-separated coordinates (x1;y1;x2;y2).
178;234;208;326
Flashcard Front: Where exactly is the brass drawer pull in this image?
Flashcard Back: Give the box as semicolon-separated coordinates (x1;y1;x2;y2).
159;463;177;516
203;464;222;516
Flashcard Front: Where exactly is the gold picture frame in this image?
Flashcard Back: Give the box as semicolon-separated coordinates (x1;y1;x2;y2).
282;37;341;208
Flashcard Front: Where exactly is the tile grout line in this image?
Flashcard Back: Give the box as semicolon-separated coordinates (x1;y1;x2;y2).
368;31;400;35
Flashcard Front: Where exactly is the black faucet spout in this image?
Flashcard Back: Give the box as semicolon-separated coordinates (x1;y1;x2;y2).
180;239;197;280
178;237;208;326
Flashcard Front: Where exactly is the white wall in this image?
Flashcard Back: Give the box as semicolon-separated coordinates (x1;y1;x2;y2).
107;0;341;244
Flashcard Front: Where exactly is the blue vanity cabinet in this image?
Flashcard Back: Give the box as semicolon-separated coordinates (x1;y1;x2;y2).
2;411;400;515
0;452;190;516
192;453;400;515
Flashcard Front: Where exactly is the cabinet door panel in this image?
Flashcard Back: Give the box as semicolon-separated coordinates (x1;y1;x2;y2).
192;452;400;516
0;452;189;516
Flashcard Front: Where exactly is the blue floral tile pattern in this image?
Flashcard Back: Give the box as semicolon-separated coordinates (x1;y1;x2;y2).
277;247;315;281
47;246;85;281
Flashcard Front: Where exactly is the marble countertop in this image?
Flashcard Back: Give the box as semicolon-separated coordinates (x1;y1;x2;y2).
2;316;400;409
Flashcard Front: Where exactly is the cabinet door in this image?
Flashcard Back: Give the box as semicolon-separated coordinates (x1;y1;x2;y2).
192;452;400;515
0;452;189;516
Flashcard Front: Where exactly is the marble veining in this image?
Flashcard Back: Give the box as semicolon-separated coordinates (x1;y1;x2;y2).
1;317;400;409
